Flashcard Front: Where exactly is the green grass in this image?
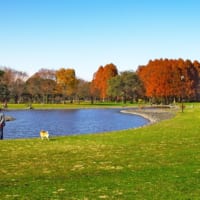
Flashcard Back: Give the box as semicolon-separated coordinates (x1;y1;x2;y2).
5;102;137;110
1;105;200;199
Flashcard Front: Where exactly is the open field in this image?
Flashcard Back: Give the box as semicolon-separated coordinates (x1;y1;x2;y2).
0;104;200;199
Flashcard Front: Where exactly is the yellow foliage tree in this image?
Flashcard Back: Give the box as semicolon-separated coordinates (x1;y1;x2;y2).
56;68;77;102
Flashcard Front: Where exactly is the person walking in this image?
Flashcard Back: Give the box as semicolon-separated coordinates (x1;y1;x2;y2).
0;108;5;140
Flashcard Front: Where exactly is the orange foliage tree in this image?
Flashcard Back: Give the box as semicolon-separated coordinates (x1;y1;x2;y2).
91;63;118;101
56;68;77;102
137;59;199;103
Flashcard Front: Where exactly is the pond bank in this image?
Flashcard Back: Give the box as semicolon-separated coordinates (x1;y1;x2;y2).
121;107;176;125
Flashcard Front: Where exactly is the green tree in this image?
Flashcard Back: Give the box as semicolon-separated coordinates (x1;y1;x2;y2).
0;70;4;77
76;79;91;103
108;71;144;103
0;69;9;103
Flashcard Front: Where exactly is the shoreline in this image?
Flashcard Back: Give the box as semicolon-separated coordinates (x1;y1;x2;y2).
121;107;176;126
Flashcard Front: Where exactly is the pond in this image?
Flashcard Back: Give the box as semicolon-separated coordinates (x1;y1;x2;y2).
3;109;149;139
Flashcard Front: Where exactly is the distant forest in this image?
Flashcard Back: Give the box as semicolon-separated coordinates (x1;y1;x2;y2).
1;58;200;105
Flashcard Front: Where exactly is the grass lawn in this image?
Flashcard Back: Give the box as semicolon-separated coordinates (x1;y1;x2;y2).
5;102;137;110
0;104;200;199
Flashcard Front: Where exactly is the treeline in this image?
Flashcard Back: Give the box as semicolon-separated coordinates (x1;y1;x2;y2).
0;58;200;105
138;58;200;104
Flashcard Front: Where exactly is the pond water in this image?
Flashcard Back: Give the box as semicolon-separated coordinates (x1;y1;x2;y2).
3;109;149;139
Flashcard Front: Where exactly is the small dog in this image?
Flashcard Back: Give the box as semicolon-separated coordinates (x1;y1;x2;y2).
40;130;49;140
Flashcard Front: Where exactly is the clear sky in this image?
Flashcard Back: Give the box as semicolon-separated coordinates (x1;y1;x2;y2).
0;0;200;81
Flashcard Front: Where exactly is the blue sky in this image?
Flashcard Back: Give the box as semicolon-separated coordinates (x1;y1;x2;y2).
0;0;200;80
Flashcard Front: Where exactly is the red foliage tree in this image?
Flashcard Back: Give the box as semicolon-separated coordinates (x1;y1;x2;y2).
137;58;199;103
91;63;118;101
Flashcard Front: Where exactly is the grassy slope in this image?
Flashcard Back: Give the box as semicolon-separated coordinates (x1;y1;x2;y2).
0;105;200;199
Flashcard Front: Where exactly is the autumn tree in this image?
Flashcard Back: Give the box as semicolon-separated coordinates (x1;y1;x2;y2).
56;68;77;103
25;75;43;103
91;63;118;101
34;68;56;80
25;72;56;104
90;66;103;102
0;67;28;103
30;69;57;103
193;60;200;100
137;59;199;103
